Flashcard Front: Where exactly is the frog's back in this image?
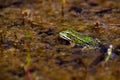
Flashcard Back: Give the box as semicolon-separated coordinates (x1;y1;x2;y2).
75;34;99;47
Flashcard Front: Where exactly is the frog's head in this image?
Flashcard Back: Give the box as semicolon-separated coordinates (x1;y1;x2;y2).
59;29;74;41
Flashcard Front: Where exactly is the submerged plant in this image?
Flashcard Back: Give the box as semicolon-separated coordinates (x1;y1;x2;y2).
24;51;31;80
23;32;32;80
61;0;66;21
105;45;113;62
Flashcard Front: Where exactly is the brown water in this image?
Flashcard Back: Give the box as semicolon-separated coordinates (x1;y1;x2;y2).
0;0;120;80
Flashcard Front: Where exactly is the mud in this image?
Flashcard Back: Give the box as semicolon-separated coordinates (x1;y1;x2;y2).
0;0;120;80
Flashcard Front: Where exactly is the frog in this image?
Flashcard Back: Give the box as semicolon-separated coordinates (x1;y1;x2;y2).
59;29;119;67
59;29;100;48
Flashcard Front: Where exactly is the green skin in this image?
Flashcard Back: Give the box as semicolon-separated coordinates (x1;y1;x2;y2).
59;29;99;47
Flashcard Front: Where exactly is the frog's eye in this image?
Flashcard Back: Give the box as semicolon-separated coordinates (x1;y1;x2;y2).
66;32;70;36
66;32;70;34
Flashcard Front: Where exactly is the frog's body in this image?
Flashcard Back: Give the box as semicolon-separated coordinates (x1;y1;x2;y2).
59;29;119;66
59;29;100;47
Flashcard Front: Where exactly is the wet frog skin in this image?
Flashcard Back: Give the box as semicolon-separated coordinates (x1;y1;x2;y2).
59;29;99;47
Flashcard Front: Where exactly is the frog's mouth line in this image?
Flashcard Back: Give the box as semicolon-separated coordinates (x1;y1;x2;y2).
60;35;71;41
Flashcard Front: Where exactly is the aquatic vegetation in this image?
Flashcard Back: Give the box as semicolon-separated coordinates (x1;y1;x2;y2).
23;32;32;80
105;45;113;62
24;51;31;80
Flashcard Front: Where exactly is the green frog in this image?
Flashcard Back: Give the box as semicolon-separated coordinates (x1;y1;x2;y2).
59;29;100;48
59;29;118;66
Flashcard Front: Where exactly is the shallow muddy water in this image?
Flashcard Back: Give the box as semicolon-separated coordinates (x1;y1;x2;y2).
0;0;120;80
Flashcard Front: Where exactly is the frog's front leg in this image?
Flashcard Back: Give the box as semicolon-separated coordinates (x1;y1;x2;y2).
70;40;76;47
